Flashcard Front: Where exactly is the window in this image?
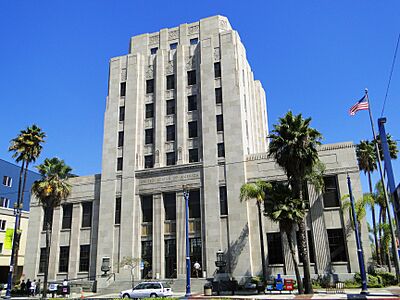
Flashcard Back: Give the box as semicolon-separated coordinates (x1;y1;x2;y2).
327;229;348;262
215;88;222;104
144;155;154;169
118;131;124;147
165;239;176;278
0;220;6;231
164;193;176;220
214;62;221;78
61;204;73;230
82;202;92;228
217;143;225;158
0;243;3;254
117;157;123;171
219;186;228;215
115;197;121;225
166;99;175;115
166;75;175;90
119;106;125;121
323;176;340;208
190;38;198;45
189;190;201;218
0;197;9;208
145;103;154;118
166;152;175;166
216;115;224;131
187;70;196;85
42;208;53;231
141;196;153;222
145;129;154;145
189;149;199;163
120;82;126;97
2;176;12;187
59;246;70;273
296;230;315;264
267;232;284;264
150;47;158;55
188;121;198;138
166;125;175;141
146;79;154;94
188;95;197;111
79;245;90;272
39;248;47;273
142;241;152;279
170;42;178;50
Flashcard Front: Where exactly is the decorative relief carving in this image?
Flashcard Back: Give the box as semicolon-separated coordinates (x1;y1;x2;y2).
149;35;159;45
145;118;153;128
214;47;220;61
155;150;160;164
145;65;154;79
219;19;228;30
121;68;127;81
165;61;174;74
186;58;196;70
165;142;174;152
188;25;199;35
168;29;179;40
144;145;153;155
186;86;197;95
145;94;154;103
165;90;174;99
177;147;182;161
165;115;174;125
140;172;200;185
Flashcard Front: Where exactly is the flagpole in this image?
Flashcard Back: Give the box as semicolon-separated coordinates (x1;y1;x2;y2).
365;89;400;281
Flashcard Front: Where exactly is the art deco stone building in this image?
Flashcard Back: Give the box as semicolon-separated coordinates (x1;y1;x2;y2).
24;16;369;287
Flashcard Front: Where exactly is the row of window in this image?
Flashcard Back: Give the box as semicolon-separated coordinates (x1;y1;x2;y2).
43;202;93;231
39;245;90;273
149;37;199;55
2;176;12;187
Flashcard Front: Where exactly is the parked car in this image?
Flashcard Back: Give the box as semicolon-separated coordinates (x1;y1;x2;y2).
119;282;172;298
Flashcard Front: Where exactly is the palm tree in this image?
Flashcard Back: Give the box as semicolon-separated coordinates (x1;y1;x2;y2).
32;158;72;298
264;182;305;294
379;223;393;272
8;125;46;282
240;180;270;285
268;111;322;294
374;133;398;161
356;140;380;264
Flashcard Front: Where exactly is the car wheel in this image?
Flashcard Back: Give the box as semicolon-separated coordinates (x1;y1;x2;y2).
123;293;130;298
150;293;157;298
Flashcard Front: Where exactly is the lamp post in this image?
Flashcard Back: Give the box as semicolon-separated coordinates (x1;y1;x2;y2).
183;186;191;297
346;175;368;294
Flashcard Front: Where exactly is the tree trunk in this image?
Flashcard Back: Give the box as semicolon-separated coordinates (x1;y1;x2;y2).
12;161;29;283
42;206;53;299
368;172;381;265
286;228;304;294
257;201;268;284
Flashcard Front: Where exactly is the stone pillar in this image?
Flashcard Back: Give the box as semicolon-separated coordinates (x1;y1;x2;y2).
68;203;82;278
48;207;61;280
152;194;165;278
176;191;186;278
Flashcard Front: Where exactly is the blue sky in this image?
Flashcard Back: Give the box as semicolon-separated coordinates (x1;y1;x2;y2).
1;0;399;196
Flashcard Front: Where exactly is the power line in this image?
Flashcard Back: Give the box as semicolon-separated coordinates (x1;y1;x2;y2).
381;33;400;117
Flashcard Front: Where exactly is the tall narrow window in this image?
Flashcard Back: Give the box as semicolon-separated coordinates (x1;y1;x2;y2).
190;38;198;45
214;62;221;78
188;121;198;138
117;157;123;171
39;248;47;273
189;190;201;218
141;196;153;222
79;245;90;272
42;208;53;231
166;125;175;141
144;155;154;169
296;230;315;263
216;115;224;131
189;149;199;163
142;241;152;279
166;99;175;115
219;186;228;215
166;75;175;90
217;143;225;158
0;197;9;208
145;103;154;118
118;131;124;147
188;95;197;111
164;193;176;220
2;176;12;187
120;82;126;97
150;47;158;55
170;43;178;50
115;197;121;225
0;243;2;254
146;79;154;94
0;220;6;231
323;176;340;208
61;204;73;229
166;152;175;166
59;246;70;272
145;129;154;145
165;239;177;278
215;88;222;104
82;202;92;228
267;233;284;264
327;229;347;262
187;70;196;85
119;106;125;121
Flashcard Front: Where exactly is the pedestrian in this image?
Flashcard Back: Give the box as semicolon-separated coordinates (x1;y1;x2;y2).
48;282;58;298
36;279;41;296
20;280;26;295
26;279;31;296
62;278;69;298
30;280;36;296
193;261;201;278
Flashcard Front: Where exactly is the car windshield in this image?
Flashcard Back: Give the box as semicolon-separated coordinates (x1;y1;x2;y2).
162;282;171;288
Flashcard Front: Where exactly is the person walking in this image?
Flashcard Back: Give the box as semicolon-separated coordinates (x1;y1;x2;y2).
193;261;201;278
35;279;41;296
30;280;36;296
26;279;31;296
20;280;26;295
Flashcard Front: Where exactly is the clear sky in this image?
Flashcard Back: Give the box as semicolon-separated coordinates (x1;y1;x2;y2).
1;0;399;196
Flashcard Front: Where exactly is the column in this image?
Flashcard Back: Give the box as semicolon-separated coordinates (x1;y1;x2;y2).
152;194;165;278
176;191;186;278
48;207;61;280
68;203;82;278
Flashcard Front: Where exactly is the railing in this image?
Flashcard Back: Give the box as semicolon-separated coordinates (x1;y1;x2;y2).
189;218;201;234
141;222;152;237
164;220;176;235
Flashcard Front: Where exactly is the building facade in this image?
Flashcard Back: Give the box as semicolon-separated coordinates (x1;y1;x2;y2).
24;16;369;287
0;158;41;282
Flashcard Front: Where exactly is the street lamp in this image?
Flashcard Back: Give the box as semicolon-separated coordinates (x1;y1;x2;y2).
183;185;191;297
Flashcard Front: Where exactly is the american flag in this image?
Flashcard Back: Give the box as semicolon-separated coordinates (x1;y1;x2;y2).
349;95;369;116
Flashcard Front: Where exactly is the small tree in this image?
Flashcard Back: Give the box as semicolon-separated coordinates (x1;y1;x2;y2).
120;257;141;288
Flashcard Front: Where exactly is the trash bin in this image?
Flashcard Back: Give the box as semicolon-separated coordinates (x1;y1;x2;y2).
204;283;212;296
284;279;294;293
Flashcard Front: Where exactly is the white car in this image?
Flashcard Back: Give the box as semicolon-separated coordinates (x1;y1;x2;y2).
119;282;172;298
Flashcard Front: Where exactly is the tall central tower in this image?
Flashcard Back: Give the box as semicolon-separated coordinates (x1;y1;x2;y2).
97;15;268;280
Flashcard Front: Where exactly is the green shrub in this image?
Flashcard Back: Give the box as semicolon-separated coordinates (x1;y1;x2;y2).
354;272;383;288
375;271;397;286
